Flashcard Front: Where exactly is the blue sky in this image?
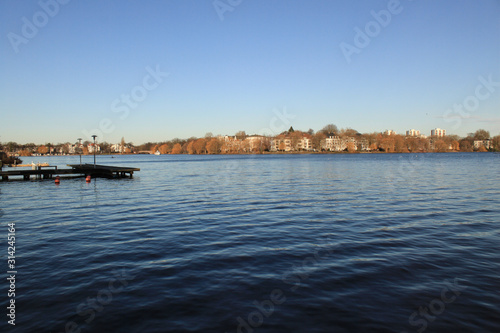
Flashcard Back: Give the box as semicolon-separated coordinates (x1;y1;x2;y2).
1;0;499;144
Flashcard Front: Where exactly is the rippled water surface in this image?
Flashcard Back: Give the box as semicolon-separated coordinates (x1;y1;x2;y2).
1;153;499;332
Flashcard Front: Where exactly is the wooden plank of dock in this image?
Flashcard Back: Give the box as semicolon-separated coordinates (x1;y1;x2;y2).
0;164;140;181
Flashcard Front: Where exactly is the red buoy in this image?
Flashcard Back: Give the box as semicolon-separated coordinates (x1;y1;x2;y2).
55;176;60;185
86;175;91;183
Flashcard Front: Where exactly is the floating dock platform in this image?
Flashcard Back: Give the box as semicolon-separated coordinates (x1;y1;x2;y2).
0;164;140;181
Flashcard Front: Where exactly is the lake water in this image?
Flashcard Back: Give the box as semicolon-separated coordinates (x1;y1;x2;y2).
1;153;499;332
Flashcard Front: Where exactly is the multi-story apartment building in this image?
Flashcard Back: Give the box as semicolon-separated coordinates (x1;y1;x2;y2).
321;136;345;151
271;137;292;151
68;144;84;154
245;136;269;151
87;144;101;153
431;128;446;137
474;140;491;150
357;138;370;151
296;136;313;151
406;129;420;137
321;136;369;152
271;133;312;151
111;144;124;153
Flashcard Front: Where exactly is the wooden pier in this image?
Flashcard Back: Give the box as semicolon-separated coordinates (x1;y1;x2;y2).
0;164;140;181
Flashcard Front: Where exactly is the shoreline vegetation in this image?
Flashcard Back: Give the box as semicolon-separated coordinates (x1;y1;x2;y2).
1;127;499;163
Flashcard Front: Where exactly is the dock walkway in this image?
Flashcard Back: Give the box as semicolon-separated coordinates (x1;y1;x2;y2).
0;164;140;181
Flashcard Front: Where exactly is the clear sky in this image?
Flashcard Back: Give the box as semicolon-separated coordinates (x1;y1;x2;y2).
1;0;499;145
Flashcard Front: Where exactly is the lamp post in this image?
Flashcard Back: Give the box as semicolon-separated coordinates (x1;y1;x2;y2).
77;138;82;166
91;135;97;168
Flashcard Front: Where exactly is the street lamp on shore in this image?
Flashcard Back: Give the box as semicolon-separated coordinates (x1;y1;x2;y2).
77;138;82;166
91;135;97;168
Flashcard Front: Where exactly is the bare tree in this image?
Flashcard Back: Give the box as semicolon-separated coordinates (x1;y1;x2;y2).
320;124;339;135
473;129;490;140
235;131;246;140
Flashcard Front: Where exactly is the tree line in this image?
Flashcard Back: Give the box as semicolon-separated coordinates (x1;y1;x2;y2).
126;127;500;154
1;126;499;157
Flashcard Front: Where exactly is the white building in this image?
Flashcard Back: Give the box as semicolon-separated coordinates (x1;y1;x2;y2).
88;144;101;153
68;144;77;154
431;128;446;137
406;129;420;137
322;136;345;151
68;144;84;154
271;138;292;151
321;136;369;151
218;135;236;142
357;138;370;151
111;144;124;153
474;140;491;150
384;130;396;136
245;136;268;151
269;134;313;152
296;137;313;151
323;136;362;151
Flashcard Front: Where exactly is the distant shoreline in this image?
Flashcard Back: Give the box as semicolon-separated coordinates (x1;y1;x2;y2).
13;150;495;158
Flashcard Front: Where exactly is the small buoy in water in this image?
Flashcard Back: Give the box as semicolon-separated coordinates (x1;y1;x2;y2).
86;175;91;183
55;176;60;185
